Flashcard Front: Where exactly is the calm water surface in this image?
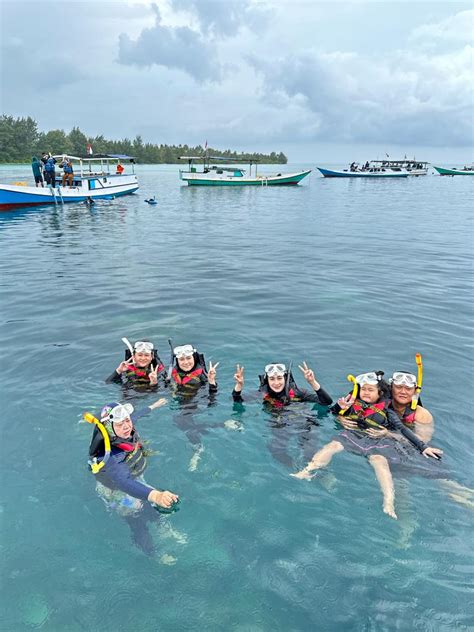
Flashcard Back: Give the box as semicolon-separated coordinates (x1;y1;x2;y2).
0;164;473;630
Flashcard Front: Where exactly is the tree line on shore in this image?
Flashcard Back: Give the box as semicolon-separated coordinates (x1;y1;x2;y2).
0;115;288;164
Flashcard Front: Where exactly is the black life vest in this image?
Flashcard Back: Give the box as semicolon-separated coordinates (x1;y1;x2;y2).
343;398;389;429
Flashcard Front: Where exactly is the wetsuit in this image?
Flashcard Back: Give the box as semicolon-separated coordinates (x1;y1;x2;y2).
105;362;167;391
233;383;333;467
332;399;428;457
90;406;164;556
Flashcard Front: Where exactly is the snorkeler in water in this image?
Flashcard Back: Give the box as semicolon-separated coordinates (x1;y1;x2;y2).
291;371;442;519
232;362;333;468
168;343;219;469
85;399;179;556
105;339;168;391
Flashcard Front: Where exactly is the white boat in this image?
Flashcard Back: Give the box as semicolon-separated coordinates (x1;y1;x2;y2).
317;162;409;178
179;156;311;186
370;159;430;176
0;154;139;212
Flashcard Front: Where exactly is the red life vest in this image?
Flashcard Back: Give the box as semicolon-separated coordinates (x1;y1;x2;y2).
263;388;296;408
391;403;416;425
172;367;204;386
125;363;165;385
345;399;388;429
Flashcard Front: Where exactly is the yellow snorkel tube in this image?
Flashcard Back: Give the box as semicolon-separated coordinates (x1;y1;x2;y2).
83;412;111;474
338;374;358;415
411;353;423;410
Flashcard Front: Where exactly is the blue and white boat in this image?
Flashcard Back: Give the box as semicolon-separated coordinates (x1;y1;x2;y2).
317;162;409;178
0;154;139;211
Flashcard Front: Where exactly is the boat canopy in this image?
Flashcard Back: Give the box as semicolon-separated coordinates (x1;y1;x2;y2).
51;153;136;176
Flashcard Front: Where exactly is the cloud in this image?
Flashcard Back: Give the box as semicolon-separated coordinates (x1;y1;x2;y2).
170;0;270;37
248;43;474;147
117;4;220;82
410;10;474;46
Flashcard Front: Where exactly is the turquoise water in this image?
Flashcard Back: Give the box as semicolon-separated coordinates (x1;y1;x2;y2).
1;164;473;630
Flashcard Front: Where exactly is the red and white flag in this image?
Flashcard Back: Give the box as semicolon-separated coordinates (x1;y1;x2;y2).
86;143;93;155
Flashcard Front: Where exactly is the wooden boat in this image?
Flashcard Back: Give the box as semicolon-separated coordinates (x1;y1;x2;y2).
433;165;474;176
370;159;430;176
179;156;311;186
0;154;139;211
317;163;409;178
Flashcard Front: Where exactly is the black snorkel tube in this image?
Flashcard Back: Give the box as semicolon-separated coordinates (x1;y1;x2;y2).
167;338;174;384
283;361;293;404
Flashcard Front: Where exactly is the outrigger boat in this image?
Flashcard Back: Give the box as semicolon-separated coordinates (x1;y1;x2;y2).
0;154;138;211
317;162;409;178
179;156;311;186
433;165;474;176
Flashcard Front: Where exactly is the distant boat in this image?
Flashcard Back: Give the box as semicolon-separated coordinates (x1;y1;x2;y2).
317;162;409;178
370;159;430;176
433;165;474;176
0;154;139;212
179;156;311;186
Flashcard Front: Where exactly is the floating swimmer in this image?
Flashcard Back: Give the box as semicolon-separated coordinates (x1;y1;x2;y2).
106;338;168;391
144;196;157;205
291;371;443;520
232;362;332;468
84;399;179;556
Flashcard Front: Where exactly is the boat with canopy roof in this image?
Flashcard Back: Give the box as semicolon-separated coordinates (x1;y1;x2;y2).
0;154;138;211
179;155;311;186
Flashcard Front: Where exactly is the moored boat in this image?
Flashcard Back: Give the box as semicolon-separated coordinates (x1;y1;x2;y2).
370;159;430;176
0;154;139;211
179;156;311;186
317;163;409;178
433;165;474;176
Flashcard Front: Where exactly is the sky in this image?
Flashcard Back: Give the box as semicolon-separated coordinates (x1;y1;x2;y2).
1;0;473;162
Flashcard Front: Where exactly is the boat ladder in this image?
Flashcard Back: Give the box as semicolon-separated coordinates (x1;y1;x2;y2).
56;187;64;205
261;177;268;186
49;186;58;205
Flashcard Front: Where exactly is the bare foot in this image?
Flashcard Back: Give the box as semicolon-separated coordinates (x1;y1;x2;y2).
290;470;313;481
383;503;398;520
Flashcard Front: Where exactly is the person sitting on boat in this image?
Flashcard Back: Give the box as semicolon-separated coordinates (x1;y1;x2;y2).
363;161;370;170
106;339;168;391
87;400;179;556
31;156;44;188
116;163;124;175
60;157;74;187
291;371;442;519
232;362;332;408
350;162;357;172
43;155;57;187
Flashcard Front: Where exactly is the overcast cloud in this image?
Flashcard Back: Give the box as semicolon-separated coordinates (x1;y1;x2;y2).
1;0;472;161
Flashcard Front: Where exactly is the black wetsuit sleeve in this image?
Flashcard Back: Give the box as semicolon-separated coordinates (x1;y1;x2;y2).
232;389;244;402
130;407;157;423
386;409;427;452
105;370;122;384
296;386;333;405
209;383;218;394
97;455;153;500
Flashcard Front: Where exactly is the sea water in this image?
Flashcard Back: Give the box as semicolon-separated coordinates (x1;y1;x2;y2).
0;164;473;631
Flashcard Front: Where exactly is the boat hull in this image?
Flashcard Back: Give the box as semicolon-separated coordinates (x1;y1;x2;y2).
0;175;139;211
433;166;474;176
180;170;311;186
317;167;408;178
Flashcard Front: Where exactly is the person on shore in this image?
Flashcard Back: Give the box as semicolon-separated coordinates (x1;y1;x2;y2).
232;362;332;467
291;372;442;519
31;156;44;187
106;339;168;391
60;156;74;187
87;399;179;556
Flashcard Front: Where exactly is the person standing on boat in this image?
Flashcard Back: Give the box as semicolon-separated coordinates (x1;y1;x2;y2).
43;154;57;187
60;157;74;187
31;156;44;187
116;163;124;175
